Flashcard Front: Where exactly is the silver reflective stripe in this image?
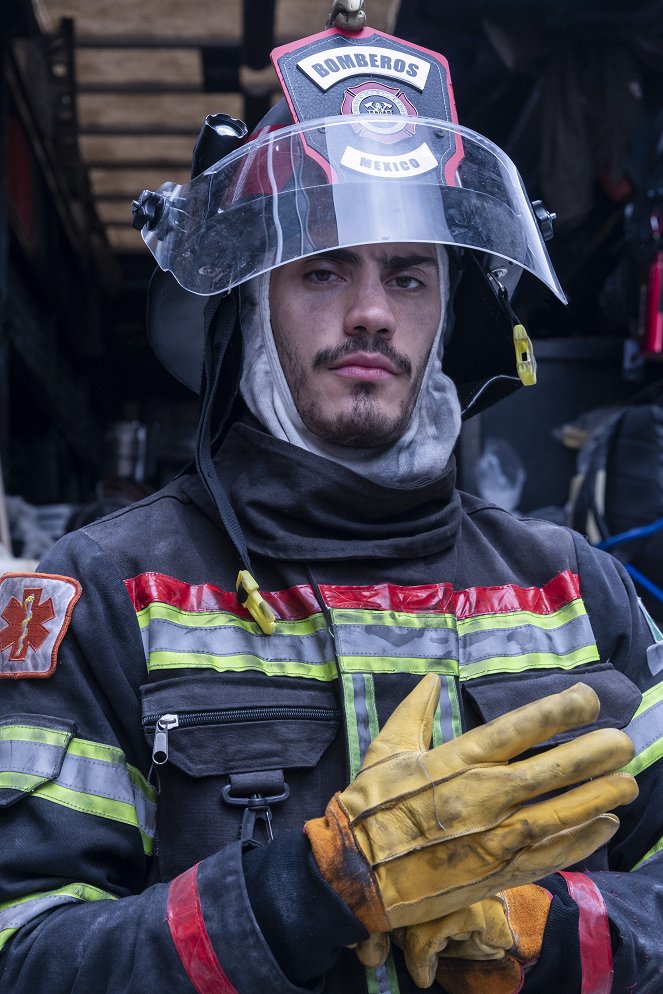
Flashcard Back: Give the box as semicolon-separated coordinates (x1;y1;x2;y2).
334;613;595;668
0;893;83;931
336;623;457;661
0;740;62;780
352;672;373;766
144;616;334;665
58;752;156;839
375;962;394;994
459;613;595;665
0;738;155;841
627;694;663;759
437;676;456;744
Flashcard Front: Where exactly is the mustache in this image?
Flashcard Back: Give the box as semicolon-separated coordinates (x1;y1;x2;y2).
313;335;412;376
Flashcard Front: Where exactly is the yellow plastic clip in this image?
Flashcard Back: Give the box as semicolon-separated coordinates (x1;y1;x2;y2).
236;570;276;635
513;323;537;386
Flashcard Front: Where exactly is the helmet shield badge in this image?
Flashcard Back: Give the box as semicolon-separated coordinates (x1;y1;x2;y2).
140;26;565;305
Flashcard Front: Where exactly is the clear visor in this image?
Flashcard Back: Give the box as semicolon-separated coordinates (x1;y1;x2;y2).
142;116;565;302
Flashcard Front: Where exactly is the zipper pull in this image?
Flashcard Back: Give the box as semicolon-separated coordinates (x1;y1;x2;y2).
152;714;179;765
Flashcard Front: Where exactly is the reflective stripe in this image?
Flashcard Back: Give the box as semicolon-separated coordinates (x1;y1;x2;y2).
130;571;597;682
433;675;460;747
130;571;582;619
0;730;156;854
0;882;116;951
0;739;64;791
559;873;613;994
137;601;326;636
146;650;338;681
143;615;334;662
167;864;238;994
332;610;597;678
631;835;663;871
320;569;582;616
341;670;401;994
0;724;70;747
352;673;374;768
623;682;663;777
126;571;320;620
368;957;401;994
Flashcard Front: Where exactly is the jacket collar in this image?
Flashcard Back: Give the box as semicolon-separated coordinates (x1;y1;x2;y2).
209;421;462;561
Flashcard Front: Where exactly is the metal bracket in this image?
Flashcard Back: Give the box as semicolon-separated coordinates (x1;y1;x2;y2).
326;0;366;31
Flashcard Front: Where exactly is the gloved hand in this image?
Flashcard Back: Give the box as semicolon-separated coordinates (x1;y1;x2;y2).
353;897;512;977
304;674;636;932
390;884;551;990
432;885;552;994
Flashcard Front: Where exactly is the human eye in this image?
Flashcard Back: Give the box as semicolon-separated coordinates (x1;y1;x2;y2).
388;272;425;290
303;266;343;285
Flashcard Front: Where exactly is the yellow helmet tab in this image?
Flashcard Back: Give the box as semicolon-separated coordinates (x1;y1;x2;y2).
236;570;277;635
513;323;537;386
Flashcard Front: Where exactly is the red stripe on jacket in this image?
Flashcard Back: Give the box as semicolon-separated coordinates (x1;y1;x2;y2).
559;872;613;994
167;864;238;994
126;569;581;622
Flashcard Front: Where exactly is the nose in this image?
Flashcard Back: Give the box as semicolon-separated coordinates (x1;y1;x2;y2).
343;272;396;339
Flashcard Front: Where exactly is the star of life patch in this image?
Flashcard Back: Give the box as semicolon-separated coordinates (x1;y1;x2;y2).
0;573;81;679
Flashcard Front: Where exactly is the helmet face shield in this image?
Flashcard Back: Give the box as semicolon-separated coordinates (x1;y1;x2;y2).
141;115;566;303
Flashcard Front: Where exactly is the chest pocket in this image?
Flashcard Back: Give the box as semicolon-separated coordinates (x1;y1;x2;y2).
141;672;342;881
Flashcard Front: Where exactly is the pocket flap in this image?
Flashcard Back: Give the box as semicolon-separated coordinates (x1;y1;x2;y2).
462;664;641;748
0;714;76;807
141;673;340;777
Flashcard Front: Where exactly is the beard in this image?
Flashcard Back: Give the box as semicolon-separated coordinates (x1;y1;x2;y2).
297;381;413;447
275;332;426;448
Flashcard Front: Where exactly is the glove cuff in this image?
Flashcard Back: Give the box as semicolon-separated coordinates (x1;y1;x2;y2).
436;955;525;994
304;792;391;933
501;884;552;962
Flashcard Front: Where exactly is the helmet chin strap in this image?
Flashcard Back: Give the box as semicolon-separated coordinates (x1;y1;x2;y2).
195;294;276;635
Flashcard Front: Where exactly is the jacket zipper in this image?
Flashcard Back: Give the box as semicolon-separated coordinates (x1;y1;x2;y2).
144;706;340;765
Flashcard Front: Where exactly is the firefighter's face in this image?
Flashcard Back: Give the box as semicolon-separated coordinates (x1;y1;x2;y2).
269;243;441;447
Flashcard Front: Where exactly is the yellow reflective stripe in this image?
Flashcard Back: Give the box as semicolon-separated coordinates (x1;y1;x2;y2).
0;724;70;747
146;650;339;682
6;733;158;856
457;598;587;634
461;645;599;680
330;600;585;633
631;834;663;871
341;674;362;777
34;781;152;853
137;602;326;637
622;682;663;778
0;882;116;952
332;609;455;629
339;655;458;676
0;772;45;792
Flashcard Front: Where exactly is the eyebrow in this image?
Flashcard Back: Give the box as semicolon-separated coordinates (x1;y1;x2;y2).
310;249;438;268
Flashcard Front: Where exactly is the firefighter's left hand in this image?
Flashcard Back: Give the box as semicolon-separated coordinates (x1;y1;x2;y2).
355;885;552;992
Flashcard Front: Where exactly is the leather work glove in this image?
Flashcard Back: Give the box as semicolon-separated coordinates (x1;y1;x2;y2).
353;897;512;976
433;886;553;994
385;884;551;990
304;674;636;933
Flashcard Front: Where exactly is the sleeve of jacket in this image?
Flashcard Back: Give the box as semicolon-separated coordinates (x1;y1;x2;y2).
525;531;663;994
0;528;363;993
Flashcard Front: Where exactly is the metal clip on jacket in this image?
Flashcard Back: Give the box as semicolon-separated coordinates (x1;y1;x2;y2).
221;783;291;849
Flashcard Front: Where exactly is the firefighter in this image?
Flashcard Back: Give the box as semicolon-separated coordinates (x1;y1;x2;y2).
0;8;660;994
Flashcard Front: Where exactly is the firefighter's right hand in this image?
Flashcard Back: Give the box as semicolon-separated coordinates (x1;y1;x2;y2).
304;674;637;932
